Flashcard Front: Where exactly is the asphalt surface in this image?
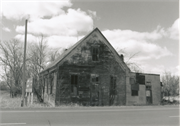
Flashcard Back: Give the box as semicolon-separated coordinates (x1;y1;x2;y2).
0;106;179;126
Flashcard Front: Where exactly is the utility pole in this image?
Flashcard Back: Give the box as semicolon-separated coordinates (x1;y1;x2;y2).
21;19;28;107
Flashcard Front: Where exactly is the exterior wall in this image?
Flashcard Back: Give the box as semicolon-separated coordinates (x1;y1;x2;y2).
40;29;161;106
127;73;161;105
54;31;126;106
139;85;146;104
126;72;138;105
145;74;161;105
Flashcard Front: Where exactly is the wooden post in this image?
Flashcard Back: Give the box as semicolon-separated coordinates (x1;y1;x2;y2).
27;92;29;104
31;93;33;104
28;92;30;104
48;73;50;102
56;66;60;105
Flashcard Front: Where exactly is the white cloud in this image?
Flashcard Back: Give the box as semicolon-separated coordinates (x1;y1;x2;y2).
2;27;11;32
175;65;180;76
141;64;165;75
88;10;97;18
168;18;179;40
8;1;95;50
103;27;164;41
176;65;180;71
133;63;179;76
46;35;81;48
2;1;94;37
102;28;172;61
15;8;94;36
15;33;84;49
15;34;37;43
2;1;72;21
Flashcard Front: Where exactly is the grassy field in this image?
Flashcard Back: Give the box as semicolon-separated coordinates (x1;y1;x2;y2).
1;90;178;109
0;90;90;109
0;90;52;108
0;90;22;108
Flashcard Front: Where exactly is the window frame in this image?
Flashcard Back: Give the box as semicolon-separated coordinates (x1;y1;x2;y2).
146;85;152;90
130;78;135;85
91;74;99;89
71;74;78;93
131;90;138;96
136;73;145;85
110;76;117;95
91;46;99;61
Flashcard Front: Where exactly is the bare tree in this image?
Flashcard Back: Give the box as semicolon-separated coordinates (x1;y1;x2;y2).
28;35;48;74
0;39;24;97
117;48;142;73
28;35;48;102
48;47;63;63
1;65;12;93
162;71;179;100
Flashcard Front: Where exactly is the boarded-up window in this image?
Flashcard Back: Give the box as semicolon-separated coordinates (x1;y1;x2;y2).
110;76;116;95
130;78;139;91
146;81;151;85
131;90;138;96
92;47;99;61
92;75;99;83
146;90;151;97
136;74;145;85
146;85;151;90
71;75;78;95
109;76;117;105
130;78;135;85
91;74;99;90
91;74;99;105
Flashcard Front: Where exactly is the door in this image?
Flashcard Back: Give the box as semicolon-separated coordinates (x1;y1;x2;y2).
146;86;152;104
90;74;99;106
109;76;116;106
78;73;90;106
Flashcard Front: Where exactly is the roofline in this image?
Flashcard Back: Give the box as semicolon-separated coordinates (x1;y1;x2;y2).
131;72;160;76
95;28;131;72
40;28;99;74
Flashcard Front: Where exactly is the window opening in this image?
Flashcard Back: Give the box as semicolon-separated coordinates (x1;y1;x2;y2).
136;74;145;85
92;47;99;61
91;74;99;105
130;78;135;85
131;90;138;96
71;75;78;95
109;76;117;105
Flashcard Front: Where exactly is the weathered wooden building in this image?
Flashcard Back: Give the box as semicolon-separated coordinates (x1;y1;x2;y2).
39;28;161;106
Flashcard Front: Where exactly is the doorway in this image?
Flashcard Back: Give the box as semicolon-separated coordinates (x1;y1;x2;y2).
146;85;152;104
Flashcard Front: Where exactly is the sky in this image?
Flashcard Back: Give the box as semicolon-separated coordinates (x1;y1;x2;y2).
0;0;179;77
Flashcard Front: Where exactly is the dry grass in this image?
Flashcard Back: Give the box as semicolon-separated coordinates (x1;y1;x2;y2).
1;90;172;109
0;90;52;108
0;90;81;109
0;90;22;108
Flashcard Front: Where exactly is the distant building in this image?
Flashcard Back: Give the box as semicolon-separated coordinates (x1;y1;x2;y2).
39;28;161;106
128;73;161;105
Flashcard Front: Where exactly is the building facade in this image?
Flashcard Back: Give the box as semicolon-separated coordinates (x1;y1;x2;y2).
127;73;161;105
39;28;161;106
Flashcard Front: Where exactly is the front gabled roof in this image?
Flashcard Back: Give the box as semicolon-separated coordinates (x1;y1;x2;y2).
40;27;130;74
40;28;98;74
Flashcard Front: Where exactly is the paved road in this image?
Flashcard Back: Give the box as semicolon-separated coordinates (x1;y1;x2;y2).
0;106;179;126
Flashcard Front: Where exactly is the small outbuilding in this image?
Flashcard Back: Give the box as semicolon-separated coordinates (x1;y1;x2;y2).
39;28;161;106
